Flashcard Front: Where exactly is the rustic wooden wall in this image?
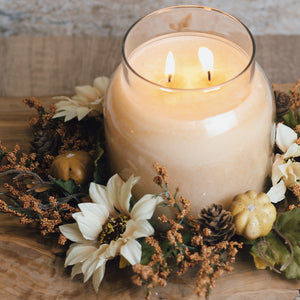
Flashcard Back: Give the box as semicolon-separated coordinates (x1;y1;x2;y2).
0;35;299;97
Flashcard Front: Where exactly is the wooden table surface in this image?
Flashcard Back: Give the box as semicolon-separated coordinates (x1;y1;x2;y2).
0;36;299;299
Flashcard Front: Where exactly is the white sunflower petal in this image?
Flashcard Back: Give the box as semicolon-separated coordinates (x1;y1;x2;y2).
106;174;125;212
71;263;83;279
130;194;164;221
75;85;100;100
73;203;109;240
53;111;68;119
55;99;74;107
72;94;89;105
64;110;78;122
90;98;103;114
82;245;108;282
82;258;99;282
120;239;142;265
77;106;91;120
59;223;85;243
94;76;109;95
132;220;154;239
276;123;297;152
267;180;286;203
55;104;78;112
92;264;106;293
117;175;140;214
55;101;72;108
78;203;109;223
53;96;72;101
89;182;114;214
54;105;68;111
123;219;154;240
65;244;97;267
105;240;122;258
90;98;102;105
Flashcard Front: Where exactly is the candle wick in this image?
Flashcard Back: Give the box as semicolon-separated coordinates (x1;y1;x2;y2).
168;74;172;83
208;70;211;81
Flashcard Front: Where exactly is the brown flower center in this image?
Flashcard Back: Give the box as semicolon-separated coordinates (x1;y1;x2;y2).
98;215;129;245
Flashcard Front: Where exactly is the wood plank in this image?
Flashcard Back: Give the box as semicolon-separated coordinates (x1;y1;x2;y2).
0;90;299;299
0;35;299;97
0;36;122;97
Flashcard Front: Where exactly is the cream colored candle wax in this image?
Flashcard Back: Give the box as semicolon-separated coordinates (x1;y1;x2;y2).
105;20;273;216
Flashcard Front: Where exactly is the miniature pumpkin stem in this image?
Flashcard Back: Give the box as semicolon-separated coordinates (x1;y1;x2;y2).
272;226;294;271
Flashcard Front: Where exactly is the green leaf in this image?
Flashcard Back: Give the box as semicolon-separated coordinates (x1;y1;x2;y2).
282;110;299;128
250;208;300;279
55;178;79;194
274;208;300;279
160;237;172;254
182;230;193;244
0;148;5;156
139;238;156;265
92;144;107;184
275;208;300;244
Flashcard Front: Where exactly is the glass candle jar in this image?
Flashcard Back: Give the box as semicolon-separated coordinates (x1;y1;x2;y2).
104;6;274;216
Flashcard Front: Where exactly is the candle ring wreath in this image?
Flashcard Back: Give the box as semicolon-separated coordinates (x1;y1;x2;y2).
0;77;299;299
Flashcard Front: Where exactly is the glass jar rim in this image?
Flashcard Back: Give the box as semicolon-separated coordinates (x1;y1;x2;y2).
122;5;256;92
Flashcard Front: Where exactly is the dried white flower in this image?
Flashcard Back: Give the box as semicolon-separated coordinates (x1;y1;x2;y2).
275;123;300;158
53;76;109;121
267;179;286;204
272;123;300;187
59;174;163;292
269;123;300;203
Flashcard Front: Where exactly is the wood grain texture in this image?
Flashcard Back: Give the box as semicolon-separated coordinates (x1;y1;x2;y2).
0;36;299;299
0;35;299;97
0;91;299;299
0;36;122;97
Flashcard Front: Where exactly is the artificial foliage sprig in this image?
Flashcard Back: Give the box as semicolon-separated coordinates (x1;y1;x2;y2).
0;143;82;236
249;207;300;280
131;163;242;299
0;98;107;238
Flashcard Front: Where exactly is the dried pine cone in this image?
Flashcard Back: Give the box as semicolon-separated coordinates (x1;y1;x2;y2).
274;90;292;120
197;204;236;245
31;128;61;158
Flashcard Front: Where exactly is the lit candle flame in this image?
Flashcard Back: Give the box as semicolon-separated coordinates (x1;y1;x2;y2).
198;47;214;81
165;51;175;83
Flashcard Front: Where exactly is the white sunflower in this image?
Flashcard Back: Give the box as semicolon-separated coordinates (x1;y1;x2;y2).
53;76;109;121
59;174;163;292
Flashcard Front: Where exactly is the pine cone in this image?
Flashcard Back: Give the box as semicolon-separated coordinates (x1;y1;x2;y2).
31;128;61;157
274;90;292;120
197;204;236;245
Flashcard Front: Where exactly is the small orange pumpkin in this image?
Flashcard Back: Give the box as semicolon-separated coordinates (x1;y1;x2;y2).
50;151;94;184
